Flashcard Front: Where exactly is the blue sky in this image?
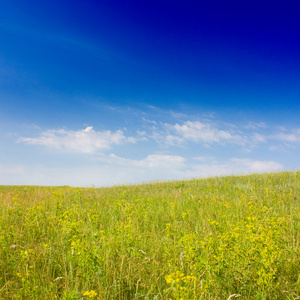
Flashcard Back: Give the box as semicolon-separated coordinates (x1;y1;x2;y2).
0;0;299;186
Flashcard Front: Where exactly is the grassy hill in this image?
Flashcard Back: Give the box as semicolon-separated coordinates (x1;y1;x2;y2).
0;171;299;299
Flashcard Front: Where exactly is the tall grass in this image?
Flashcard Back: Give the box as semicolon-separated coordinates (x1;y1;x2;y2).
0;171;299;299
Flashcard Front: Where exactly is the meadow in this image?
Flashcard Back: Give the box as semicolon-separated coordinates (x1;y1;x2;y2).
0;171;299;299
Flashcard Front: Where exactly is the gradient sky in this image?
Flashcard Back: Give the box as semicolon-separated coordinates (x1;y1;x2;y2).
1;0;299;186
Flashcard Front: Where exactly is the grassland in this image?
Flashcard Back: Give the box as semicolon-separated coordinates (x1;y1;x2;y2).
0;171;299;299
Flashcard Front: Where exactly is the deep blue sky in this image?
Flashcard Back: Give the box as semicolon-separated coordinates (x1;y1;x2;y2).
1;1;299;185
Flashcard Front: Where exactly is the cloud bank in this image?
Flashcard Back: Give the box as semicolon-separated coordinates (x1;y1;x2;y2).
0;157;284;187
12;113;299;186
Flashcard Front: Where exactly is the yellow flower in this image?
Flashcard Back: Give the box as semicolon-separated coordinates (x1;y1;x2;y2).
83;290;98;299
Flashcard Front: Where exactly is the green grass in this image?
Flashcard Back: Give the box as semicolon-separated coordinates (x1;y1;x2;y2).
0;171;299;299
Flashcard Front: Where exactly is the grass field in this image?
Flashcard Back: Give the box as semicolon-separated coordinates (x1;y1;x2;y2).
0;171;299;299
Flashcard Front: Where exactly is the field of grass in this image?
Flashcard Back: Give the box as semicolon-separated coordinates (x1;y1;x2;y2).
0;171;299;299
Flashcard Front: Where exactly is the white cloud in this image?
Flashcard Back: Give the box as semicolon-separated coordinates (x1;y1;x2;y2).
229;158;284;173
269;144;292;152
143;154;185;167
251;133;266;143
186;158;284;178
19;126;135;153
245;121;267;129
165;134;184;145
272;129;300;142
141;117;157;125
165;121;244;145
173;121;232;142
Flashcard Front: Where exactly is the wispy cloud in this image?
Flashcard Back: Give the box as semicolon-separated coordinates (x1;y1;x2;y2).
172;121;233;143
186;158;284;178
141;117;157;125
163;121;245;146
245;121;267;130
251;133;266;143
19;126;135;153
272;129;300;142
229;158;284;173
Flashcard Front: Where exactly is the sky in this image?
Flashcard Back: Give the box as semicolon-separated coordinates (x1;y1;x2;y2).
0;0;300;186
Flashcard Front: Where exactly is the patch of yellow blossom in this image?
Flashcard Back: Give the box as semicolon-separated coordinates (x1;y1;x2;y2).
83;290;98;298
